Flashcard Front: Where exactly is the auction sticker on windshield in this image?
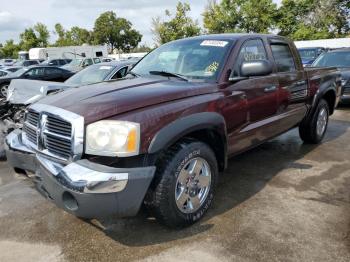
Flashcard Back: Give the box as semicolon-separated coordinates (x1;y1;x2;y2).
200;40;228;47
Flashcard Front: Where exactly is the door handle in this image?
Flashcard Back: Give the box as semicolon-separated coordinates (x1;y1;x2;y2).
264;85;277;93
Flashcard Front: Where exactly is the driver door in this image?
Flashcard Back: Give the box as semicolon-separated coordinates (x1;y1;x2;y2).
226;38;279;154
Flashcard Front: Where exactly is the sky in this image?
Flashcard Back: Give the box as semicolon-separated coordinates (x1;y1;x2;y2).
0;0;282;47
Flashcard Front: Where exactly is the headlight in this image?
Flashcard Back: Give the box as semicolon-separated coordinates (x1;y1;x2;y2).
85;120;140;157
6;85;14;101
341;79;348;87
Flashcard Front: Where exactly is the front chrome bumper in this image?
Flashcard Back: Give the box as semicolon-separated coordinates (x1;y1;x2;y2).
5;130;156;218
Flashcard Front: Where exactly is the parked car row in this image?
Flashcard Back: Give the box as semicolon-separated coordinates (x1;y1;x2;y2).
0;60;137;135
296;47;350;102
1;34;343;228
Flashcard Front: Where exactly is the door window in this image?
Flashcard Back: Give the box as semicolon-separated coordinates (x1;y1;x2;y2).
235;39;267;76
238;40;267;63
270;44;296;72
112;67;128;79
45;68;62;75
25;68;45;77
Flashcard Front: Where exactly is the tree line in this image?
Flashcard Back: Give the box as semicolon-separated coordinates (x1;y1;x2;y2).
153;0;350;45
1;0;349;58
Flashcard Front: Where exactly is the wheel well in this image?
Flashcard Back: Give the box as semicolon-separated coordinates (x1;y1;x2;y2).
322;90;336;115
184;129;226;172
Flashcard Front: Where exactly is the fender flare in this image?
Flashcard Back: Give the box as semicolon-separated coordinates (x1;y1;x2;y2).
309;77;338;118
148;112;227;154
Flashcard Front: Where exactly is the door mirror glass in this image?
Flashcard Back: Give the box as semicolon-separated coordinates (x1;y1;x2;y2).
240;60;272;77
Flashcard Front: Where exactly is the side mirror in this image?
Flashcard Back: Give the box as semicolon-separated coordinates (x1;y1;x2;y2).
240;60;273;77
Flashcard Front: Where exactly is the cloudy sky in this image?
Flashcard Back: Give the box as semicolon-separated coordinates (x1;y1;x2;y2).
0;0;282;46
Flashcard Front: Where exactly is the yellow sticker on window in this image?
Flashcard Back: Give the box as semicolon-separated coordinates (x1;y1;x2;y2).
205;62;219;75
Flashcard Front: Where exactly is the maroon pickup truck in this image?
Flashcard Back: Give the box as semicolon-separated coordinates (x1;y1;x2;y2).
5;34;341;228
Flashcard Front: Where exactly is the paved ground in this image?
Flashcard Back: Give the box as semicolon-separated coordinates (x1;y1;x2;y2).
0;107;350;262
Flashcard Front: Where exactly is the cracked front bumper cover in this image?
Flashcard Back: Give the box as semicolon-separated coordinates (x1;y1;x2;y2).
5;130;156;218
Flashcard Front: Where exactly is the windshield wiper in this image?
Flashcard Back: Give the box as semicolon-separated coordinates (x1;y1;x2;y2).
149;71;189;81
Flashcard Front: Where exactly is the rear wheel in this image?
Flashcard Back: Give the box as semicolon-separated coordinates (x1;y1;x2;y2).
299;99;329;144
150;140;218;228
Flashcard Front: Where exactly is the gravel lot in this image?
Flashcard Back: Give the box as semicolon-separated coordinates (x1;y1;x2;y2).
0;107;350;262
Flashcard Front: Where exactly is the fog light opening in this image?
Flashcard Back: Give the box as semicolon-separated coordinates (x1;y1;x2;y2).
62;192;79;211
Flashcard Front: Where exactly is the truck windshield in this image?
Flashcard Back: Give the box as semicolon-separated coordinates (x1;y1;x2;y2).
131;39;233;81
313;51;350;68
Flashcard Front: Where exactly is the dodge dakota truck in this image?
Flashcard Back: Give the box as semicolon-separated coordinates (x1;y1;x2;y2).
5;34;341;228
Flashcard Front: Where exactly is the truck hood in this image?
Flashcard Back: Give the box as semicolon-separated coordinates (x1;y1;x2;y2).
38;77;216;124
7;79;74;105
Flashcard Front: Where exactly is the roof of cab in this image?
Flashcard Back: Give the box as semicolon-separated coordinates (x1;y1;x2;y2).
178;33;288;41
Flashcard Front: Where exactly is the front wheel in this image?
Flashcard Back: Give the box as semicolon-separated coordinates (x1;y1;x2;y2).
150;140;218;228
0;83;9;98
299;99;329;144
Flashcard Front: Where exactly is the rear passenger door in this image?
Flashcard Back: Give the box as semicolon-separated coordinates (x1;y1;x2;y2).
269;39;308;125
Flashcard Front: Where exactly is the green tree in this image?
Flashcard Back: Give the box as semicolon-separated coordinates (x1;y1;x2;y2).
203;0;277;34
152;2;201;45
34;23;50;47
54;23;73;46
70;27;93;45
19;28;39;51
277;0;350;40
94;11;142;53
203;0;242;33
0;40;20;58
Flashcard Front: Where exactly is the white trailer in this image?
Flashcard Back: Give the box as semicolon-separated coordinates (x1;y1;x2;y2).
295;38;350;49
29;45;108;60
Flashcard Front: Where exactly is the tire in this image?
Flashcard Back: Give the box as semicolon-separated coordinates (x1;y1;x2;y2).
150;139;218;228
299;99;329;144
0;83;9;98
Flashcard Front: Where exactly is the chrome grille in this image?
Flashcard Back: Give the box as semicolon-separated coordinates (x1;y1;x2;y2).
43;116;72;160
45;134;72;159
23;123;37;145
22;104;84;162
46;116;72;137
26;111;39;127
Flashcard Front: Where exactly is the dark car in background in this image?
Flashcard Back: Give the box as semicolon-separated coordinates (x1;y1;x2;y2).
312;48;350;102
40;59;72;67
298;47;326;67
0;66;75;98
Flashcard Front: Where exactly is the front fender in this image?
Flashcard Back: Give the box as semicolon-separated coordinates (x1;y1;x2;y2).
148;112;227;154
